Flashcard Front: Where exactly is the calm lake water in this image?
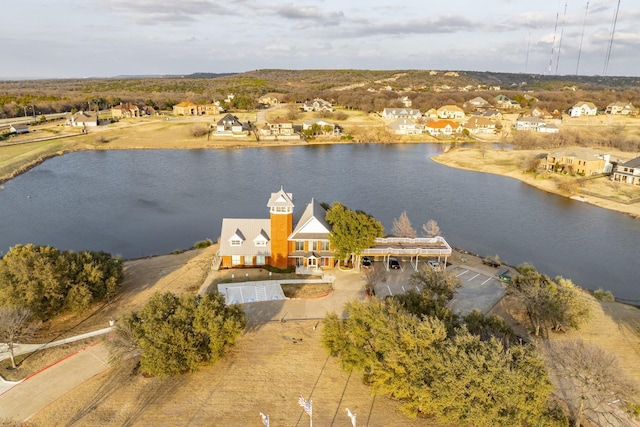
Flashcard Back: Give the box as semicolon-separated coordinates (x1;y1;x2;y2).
0;144;638;300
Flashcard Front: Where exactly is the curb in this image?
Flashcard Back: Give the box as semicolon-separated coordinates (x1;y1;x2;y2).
20;340;102;384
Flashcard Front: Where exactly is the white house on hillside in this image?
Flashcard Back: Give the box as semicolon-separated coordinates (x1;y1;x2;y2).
381;108;421;120
570;102;597;117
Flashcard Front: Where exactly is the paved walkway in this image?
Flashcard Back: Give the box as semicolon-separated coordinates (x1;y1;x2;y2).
0;327;113;363
0;341;110;423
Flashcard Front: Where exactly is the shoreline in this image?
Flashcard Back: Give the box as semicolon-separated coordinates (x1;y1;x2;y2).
431;147;640;219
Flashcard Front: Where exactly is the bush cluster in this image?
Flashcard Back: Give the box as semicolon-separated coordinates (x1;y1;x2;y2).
0;244;123;320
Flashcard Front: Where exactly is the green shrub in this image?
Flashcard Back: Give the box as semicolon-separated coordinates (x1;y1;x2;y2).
593;288;615;302
194;239;213;249
264;265;295;274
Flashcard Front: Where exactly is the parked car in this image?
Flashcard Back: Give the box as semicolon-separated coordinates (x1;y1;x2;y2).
427;260;439;270
497;269;512;283
389;257;401;269
362;256;372;268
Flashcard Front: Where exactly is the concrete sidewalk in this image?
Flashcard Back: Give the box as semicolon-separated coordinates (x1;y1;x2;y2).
0;341;110;423
0;327;113;363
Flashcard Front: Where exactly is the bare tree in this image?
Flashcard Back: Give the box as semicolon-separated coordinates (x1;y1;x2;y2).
546;339;639;427
0;306;39;369
362;265;388;296
106;321;140;365
392;211;416;238
422;219;441;238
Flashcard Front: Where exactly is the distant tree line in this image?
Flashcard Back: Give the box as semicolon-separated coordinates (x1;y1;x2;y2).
0;244;123;320
2;70;639;119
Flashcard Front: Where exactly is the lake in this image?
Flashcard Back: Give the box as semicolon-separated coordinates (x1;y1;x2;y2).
0;144;638;301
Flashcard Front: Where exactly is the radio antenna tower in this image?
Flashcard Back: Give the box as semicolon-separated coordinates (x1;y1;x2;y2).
555;1;568;75
524;32;532;73
576;2;589;75
603;0;621;76
547;10;560;74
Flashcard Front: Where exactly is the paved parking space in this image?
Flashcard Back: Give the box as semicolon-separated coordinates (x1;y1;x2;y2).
447;266;506;316
371;260;506;315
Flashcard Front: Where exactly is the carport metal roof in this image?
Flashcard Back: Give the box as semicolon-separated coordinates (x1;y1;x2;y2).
361;236;452;257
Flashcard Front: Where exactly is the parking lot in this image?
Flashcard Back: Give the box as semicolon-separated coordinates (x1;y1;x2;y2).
371;259;507;315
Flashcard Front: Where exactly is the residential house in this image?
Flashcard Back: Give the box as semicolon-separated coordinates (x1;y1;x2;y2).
399;96;412;107
424;108;438;119
110;102;140;119
381;108;421;120
530;107;553;119
463;116;496;135
215;113;246;136
436;105;465;120
199;103;222;115
473;109;503;120
173;101;221;116
173;101;198;116
463;97;492;110
9;123;29;134
494;94;520;109
611;156;640;185
540;147;612;176
425;120;462;136
258;95;281;107
302;98;333;112
66;111;98;127
537;123;559;133
302;119;339;135
389;118;422;135
259;117;296;138
141;105;156;116
514;116;558;133
569;102;597;117
605;102;638;116
217;188;334;273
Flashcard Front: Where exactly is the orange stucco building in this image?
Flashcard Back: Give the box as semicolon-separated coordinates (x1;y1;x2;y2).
217;188;334;273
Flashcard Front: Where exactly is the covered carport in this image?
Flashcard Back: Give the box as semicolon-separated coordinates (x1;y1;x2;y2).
359;236;452;271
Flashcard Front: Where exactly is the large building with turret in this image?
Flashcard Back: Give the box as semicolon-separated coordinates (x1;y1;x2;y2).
217;188;335;273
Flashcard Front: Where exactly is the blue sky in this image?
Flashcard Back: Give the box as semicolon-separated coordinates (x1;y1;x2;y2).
2;0;638;78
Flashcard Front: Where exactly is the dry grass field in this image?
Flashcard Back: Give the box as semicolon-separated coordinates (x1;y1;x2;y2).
7;245;637;427
19;244;442;427
26;320;441;427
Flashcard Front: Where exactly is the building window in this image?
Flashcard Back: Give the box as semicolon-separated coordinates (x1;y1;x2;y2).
295;241;304;251
256;256;265;265
321;241;330;251
244;256;252;265
232;255;241;265
230;239;242;246
311;241;319;251
255;240;266;247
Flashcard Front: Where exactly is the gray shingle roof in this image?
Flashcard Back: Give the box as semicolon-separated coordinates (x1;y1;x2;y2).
289;199;331;241
219;218;271;256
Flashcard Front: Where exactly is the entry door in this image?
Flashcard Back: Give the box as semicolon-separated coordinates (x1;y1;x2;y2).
308;257;317;268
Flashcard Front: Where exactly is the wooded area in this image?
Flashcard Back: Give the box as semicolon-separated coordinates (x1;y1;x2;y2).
1;69;639;119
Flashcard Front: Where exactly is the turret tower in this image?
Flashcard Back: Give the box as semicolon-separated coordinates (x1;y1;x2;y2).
267;187;294;269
